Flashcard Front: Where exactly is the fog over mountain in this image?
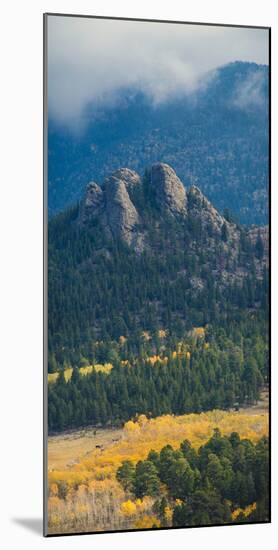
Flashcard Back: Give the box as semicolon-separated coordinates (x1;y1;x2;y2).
47;16;269;128
48;60;269;224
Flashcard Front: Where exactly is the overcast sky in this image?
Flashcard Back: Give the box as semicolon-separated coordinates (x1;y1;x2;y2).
47;15;269;127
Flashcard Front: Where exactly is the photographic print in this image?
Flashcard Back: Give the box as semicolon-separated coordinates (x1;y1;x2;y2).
44;14;270;536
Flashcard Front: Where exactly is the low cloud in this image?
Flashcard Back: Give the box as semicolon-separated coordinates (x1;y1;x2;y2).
232;70;267;109
47;16;269;128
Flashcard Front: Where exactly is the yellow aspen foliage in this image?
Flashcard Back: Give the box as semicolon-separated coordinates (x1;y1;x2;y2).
137;414;148;427
192;327;205;339
79;366;93;376
48;372;59;383
147;355;164;365
64;368;73;381
93;363;113;374
124;420;140;433
133;515;161;529
48;363;113;384
121;500;137;516
134;497;153;512
48;469;89;487
49;336;220;385
48;368;73;383
232;502;256;520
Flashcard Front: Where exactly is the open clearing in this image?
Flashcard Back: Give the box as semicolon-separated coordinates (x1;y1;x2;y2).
48;427;123;470
48;395;269;472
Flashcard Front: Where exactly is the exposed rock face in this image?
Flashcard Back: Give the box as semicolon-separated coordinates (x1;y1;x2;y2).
111;168;141;190
187;185;226;234
104;175;141;247
186;185;242;278
150;163;187;215
79;181;104;224
78;164;243;255
247;225;269;275
79;168;145;252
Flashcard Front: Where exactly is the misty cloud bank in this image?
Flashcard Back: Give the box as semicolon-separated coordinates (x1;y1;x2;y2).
47;16;269;127
232;70;267;110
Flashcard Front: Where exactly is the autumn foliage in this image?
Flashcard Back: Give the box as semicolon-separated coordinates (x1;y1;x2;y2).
48;409;268;534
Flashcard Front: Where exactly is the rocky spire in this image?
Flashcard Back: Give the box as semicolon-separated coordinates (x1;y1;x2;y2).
104;174;141;247
110;168;141;190
79;181;104;224
149;163;187;216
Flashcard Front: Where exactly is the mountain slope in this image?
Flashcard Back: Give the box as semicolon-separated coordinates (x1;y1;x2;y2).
48;163;268;369
48;62;269;224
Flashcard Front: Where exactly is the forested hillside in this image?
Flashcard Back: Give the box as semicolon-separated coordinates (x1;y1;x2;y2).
48;163;269;433
48;319;268;432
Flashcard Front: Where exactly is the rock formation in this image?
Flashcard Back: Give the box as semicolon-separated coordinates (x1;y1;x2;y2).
150;163;187;215
104;174;141;249
79;181;104;224
111;168;141;190
187;185;225;234
78;163;240;254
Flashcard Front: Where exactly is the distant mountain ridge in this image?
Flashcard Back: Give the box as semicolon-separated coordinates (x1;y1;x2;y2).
48;61;269;224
